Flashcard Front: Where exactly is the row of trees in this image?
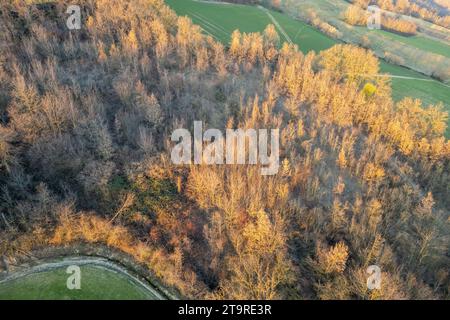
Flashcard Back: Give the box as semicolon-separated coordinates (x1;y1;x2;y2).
349;0;450;28
343;5;418;36
305;9;342;39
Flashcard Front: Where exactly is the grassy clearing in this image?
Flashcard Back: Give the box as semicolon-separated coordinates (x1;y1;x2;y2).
165;0;450;136
108;174;179;216
0;265;159;300
362;28;450;59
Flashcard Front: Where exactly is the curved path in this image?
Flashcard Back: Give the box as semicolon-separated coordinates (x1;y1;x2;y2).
258;5;293;44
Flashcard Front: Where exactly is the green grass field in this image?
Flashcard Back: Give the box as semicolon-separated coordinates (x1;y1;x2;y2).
361;28;450;59
0;265;160;300
165;0;450;136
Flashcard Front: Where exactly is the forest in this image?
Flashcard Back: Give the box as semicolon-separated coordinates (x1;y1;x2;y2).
0;0;449;299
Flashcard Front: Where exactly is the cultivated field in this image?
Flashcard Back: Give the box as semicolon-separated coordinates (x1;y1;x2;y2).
166;0;450;136
360;27;450;59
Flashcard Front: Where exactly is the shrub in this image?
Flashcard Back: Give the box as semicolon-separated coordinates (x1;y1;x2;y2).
317;241;350;274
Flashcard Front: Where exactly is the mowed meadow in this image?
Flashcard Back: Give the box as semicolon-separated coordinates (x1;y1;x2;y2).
166;0;450;136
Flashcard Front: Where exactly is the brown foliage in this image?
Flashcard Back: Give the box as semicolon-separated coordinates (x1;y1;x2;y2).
0;0;448;301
